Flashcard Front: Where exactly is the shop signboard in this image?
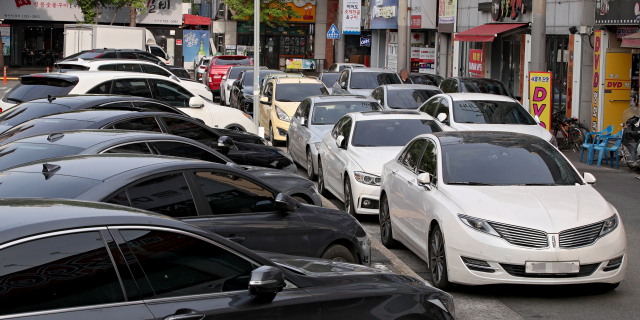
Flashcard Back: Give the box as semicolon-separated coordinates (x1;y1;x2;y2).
469;49;483;77
411;0;436;29
490;0;526;21
437;0;456;33
370;0;398;29
411;48;420;72
286;58;316;69
411;32;424;46
1;24;9;56
603;52;632;132
285;0;316;22
183;30;209;68
342;0;361;35
566;35;574;118
1;0;182;24
592;31;602;131
596;0;640;24
529;71;553;131
419;47;436;74
360;36;371;46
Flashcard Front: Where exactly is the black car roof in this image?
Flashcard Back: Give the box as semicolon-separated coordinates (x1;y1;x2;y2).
36;109;173;122
433;131;542;145
8;129;168;149
5;154;214;181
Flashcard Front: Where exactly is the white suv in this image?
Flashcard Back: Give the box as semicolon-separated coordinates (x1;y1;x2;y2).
0;72;257;133
317;110;450;216
54;59;212;100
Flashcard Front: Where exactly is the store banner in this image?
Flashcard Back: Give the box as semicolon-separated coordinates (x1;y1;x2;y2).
183;30;209;68
1;24;9;56
342;0;361;35
411;48;420;72
370;0;398;29
529;71;553;131
592;31;602;131
410;0;436;29
469;49;483;77
437;0;456;33
1;0;182;24
419;47;436;74
566;35;574;118
286;59;316;69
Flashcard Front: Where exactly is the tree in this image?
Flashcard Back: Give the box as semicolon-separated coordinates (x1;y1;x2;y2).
70;0;100;23
224;0;301;27
69;0;146;26
126;0;147;27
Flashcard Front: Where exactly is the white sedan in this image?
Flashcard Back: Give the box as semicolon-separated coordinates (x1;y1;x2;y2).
418;93;557;146
379;131;626;290
317;110;449;216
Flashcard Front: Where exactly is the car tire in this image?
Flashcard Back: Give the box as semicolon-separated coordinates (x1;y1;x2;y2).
344;178;357;217
317;159;331;197
269;123;276;146
321;244;356;263
379;195;396;248
429;225;451;290
307;148;317;180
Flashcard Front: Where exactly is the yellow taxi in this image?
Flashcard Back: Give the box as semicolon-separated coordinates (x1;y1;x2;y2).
259;77;329;144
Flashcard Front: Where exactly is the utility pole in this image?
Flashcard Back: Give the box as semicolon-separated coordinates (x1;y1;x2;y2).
336;0;345;63
530;0;546;72
253;0;260;130
397;0;408;71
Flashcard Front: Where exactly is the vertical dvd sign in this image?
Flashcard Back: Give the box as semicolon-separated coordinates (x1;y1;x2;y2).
592;31;602;131
529;71;553;131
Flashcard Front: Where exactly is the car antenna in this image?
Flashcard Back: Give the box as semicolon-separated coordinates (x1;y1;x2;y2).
42;163;61;180
47;95;56;103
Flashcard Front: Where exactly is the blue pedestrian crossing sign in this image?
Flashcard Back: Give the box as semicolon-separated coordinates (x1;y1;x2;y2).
327;24;340;40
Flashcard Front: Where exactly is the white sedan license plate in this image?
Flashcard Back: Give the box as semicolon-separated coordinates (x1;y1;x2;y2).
525;261;580;274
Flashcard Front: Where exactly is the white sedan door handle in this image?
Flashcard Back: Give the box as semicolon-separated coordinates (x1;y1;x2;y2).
391;170;398;176
407;179;413;185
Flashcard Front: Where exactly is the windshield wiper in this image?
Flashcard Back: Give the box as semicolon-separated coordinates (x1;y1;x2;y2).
6;98;23;103
447;181;495;186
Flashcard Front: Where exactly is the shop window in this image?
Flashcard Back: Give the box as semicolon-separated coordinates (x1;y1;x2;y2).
546;36;569;112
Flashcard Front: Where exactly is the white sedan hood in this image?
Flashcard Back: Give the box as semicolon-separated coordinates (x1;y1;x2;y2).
442;185;615;233
349;146;403;175
453;123;553;141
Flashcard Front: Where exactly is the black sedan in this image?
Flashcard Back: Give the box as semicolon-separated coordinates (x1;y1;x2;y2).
0;154;362;263
0;198;454;319
0;95;190;135
0;130;320;205
230;69;283;114
0;109;297;172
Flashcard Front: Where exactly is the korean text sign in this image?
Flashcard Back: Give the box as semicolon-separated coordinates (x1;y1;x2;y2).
529;71;553;131
342;0;361;35
469;49;482;77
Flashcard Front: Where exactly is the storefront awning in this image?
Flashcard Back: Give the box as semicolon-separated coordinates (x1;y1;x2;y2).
621;32;640;48
183;14;211;26
454;23;529;42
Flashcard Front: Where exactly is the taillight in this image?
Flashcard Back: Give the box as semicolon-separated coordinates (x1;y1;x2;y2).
199;66;206;69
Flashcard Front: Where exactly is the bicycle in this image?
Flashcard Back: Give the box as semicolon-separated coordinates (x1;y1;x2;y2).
551;111;586;151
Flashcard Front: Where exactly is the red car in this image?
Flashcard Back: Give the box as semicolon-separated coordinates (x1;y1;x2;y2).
205;55;253;94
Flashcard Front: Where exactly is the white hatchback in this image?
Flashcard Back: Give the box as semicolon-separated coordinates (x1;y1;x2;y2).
418;93;557;146
317;110;450;216
379;131;626;290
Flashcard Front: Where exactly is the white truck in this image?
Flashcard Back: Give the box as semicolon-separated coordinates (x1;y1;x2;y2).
63;24;170;63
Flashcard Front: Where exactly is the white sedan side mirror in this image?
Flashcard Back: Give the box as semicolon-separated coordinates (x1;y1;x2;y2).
584;172;596;184
417;172;433;191
300;117;306;126
437;113;448;122
189;96;206;108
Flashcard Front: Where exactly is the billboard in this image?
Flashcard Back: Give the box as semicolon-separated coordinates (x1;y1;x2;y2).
183;30;209;67
370;0;398;29
437;0;456;32
411;0;436;29
342;0;361;35
529;71;553;131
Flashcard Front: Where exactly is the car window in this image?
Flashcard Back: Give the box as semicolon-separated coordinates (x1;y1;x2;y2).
338;71;348;86
149;46;165;57
214;57;252;65
350;72;401;89
64;50;114;59
420;98;441;116
320;73;339;87
109;117;162;132
133;101;180;114
338;118;353;144
150;79;193;107
136;52;159;62
400;139;426;171
119;52;137;59
112;79;152;98
331;116;348;139
126;173;198;218
398;139;419;163
162;117;219;144
116;64;143;73
193;171;275;214
143;65;172;77
4;78;76;103
151;141;226;164
103;142;153;154
417;140;437;176
436;99;450;119
386;89;442;109
328;64;337;72
452;100;536;124
0;102;70;127
312;101;380;125
293;100;305;120
0;231;125;317
97;64;118;71
302;100;311;118
0;143;84;171
351;119;443;147
275;83;328;102
87;80;113;94
460;79;511;97
120;229;255;298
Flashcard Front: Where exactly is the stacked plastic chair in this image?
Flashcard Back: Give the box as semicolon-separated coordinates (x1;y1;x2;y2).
589;130;623;168
580;125;613;163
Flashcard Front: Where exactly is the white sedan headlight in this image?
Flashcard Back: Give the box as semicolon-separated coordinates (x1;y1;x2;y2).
600;214;619;237
354;171;381;186
275;106;290;122
458;214;500;237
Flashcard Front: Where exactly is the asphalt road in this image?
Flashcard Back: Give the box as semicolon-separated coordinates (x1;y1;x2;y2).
283;144;640;320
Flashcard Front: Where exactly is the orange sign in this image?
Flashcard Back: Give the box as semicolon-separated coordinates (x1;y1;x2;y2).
529;71;553;131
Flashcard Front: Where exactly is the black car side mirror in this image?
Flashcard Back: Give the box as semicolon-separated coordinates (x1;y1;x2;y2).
274;193;297;212
212;136;234;154
514;95;522;100
249;266;285;301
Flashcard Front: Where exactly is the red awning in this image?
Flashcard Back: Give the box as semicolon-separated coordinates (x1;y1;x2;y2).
622;32;640;48
183;14;211;26
454;23;528;42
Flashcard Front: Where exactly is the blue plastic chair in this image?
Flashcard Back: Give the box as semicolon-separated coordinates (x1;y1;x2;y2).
580;125;613;163
590;130;623;168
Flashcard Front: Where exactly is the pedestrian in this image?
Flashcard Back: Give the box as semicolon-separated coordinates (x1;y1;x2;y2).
400;69;411;84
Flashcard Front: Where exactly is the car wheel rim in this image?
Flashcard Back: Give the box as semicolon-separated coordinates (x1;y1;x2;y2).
380;200;390;242
333;257;348;262
430;230;444;284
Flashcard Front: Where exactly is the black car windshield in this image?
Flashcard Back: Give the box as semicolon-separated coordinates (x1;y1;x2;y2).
229;67;253;80
442;137;582;185
0;172;101;198
4;80;76;104
453;100;536;125
386;89;442;109
410;75;443;86
0;103;71;127
242;71;283;86
352;119;442;147
215;57;251;65
350;72;401;89
312;101;381;125
0;119;93;145
275;83;328;102
460;79;512;97
63;51;115;60
320;73;340;87
0;143;85;171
